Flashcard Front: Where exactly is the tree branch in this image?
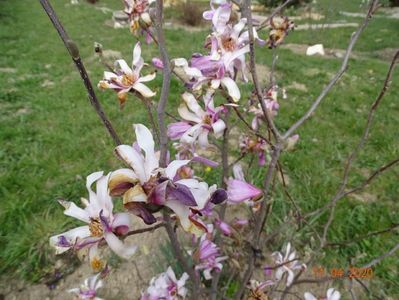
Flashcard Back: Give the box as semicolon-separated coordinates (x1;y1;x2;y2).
39;0;122;146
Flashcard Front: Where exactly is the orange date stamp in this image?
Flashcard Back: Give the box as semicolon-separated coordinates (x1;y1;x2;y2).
312;266;374;279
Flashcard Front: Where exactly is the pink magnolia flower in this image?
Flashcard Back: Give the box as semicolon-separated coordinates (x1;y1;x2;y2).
304;288;341;300
167;92;226;148
141;267;188;300
68;273;104;300
50;172;137;271
172;55;241;102
226;164;262;204
98;42;156;106
194;232;228;280
272;242;306;287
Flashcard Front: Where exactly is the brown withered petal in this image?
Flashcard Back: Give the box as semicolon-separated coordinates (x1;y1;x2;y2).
109;169;138;196
123;185;148;205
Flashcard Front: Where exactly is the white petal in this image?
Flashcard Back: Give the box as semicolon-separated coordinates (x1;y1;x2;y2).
304;292;317;300
116;59;133;75
95;173;113;218
60;200;90;223
103;71;117;80
132;42;142;66
104;231;137;259
211;119;226;138
165;160;190;179
164;199;191;231
182;92;205;117
198;130;209;148
178;103;202;123
132;82;156;98
137;72;156;83
221;77;240;102
50;226;90;254
115;145;147;183
134;124;159;178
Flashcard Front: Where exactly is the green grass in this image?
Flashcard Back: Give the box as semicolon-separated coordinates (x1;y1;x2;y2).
0;0;398;298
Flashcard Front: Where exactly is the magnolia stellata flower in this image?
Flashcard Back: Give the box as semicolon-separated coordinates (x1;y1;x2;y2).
109;124;226;235
141;267;188;300
167;92;226;148
194;232;228;279
266;16;295;48
304;288;341;300
50;172;137;272
272;242;306;287
226;164;262;205
123;0;154;32
68;273;104;300
98;42;156;106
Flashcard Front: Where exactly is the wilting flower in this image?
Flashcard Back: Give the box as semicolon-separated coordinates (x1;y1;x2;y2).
109;123;225;235
266;16;294;48
304;288;341;300
240;135;269;166
247;280;274;300
272;242;306;287
68;273;104;300
50;172;137;271
226;164;262;205
141;267;188;300
98;42;156;106
249;85;280;131
123;0;154;32
194;232;228;279
167;92;226;148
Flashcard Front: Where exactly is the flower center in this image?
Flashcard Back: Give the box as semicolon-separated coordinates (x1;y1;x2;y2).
89;218;104;237
121;73;137;86
222;37;236;52
90;257;104;272
202;114;212;125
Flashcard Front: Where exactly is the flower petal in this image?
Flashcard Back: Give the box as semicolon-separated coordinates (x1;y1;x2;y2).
108;168;138;196
134;123;159;178
104;231;137;259
115;145;147;183
221;77;240;102
132;82;156;98
165;159;190;180
227;179;262;203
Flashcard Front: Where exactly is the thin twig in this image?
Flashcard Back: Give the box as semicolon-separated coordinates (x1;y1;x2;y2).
243;0;282;142
39;0;122;146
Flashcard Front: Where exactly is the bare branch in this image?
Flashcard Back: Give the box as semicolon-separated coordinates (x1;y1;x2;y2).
39;0;122;146
283;0;379;140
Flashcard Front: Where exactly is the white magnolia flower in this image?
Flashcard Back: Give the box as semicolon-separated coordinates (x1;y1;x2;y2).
50;172;137;271
167;92;226;148
304;288;341;300
68;273;104;300
98;42;156;106
141;267;189;300
272;242;306;286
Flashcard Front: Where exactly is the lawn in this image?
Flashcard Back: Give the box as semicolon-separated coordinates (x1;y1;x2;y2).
0;0;398;298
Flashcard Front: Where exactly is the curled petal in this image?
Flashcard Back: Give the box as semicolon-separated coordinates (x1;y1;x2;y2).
123;185;148;204
165;159;190;180
108;168;138;196
50;226;90;254
221;77;240;102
